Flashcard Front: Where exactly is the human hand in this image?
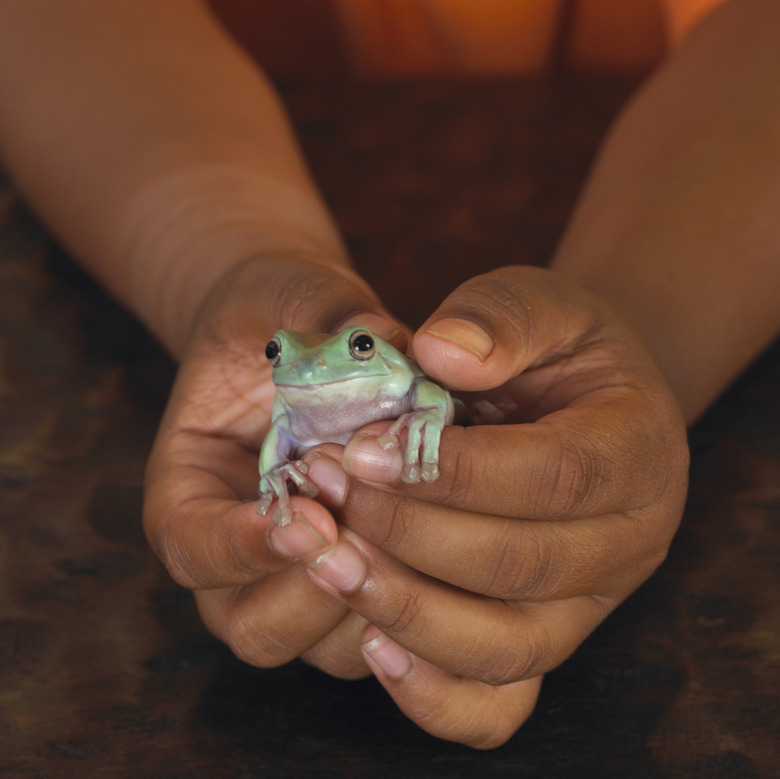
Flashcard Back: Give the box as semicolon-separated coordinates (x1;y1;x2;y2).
143;253;404;679
301;265;690;748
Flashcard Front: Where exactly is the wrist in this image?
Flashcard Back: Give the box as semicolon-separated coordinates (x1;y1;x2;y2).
548;260;720;426
115;164;350;357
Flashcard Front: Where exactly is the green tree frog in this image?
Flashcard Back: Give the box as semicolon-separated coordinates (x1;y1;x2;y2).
257;327;454;526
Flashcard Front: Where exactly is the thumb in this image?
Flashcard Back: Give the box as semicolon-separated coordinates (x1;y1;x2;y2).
412;266;597;391
193;254;408;352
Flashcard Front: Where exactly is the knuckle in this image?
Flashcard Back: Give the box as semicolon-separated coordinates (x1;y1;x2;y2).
375;492;414;551
441;431;490;503
144;515;201;590
534;430;614;518
380;590;426;639
455;619;545;687
482;611;553;686
482;526;565;600
557;437;605;515
478;639;544;687
440;455;474;506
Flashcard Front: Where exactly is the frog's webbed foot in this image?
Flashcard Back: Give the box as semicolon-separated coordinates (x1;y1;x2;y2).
378;408;447;485
257;460;317;526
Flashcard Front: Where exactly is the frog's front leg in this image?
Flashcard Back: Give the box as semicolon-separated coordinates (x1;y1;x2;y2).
378;378;453;484
257;415;316;526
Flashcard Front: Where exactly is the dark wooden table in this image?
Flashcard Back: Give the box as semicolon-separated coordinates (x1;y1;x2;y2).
1;79;778;778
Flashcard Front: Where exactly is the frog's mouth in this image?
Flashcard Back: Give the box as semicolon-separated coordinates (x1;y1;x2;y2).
275;376;381;390
276;379;354;389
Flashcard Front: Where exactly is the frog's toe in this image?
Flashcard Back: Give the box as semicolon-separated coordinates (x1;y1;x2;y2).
272;504;294;527
401;462;422;484
298;478;318;499
256;493;274;515
421;461;440;482
285;461;318;498
377;430;400;451
286;459;309;483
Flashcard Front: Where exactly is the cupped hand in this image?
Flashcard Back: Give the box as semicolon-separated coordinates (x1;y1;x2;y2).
302;265;690;748
143;253;404;679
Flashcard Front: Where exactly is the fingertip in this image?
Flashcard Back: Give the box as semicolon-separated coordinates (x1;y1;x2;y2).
302;449;349;506
268;503;337;561
414;320;509;392
342;426;404;483
361;626;413;679
267;495;338;552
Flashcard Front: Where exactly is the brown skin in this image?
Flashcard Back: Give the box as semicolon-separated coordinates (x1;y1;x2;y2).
1;0;779;749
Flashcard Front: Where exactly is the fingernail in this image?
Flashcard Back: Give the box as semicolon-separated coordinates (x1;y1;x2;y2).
362;627;412;679
270;511;331;559
424;318;493;362
304;452;348;505
343;433;403;482
308;541;366;593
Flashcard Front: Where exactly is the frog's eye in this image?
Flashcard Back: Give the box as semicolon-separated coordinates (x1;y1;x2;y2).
265;337;282;366
348;330;375;361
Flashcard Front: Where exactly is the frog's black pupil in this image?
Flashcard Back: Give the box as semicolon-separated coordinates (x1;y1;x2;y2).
265;341;280;361
353;334;373;352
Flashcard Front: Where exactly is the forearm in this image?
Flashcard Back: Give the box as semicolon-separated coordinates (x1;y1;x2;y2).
0;0;347;355
551;0;780;423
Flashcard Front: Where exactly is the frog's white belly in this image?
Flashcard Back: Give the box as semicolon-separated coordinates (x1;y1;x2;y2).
279;385;414;455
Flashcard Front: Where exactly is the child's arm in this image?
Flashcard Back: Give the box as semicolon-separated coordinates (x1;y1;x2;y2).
552;0;780;423
0;0;355;355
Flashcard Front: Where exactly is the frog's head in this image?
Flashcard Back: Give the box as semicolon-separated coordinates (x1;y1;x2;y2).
265;327;413;388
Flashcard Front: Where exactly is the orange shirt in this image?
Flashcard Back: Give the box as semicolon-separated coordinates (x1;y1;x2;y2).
210;0;729;78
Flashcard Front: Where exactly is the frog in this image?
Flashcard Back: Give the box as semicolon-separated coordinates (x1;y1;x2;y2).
257;326;454;526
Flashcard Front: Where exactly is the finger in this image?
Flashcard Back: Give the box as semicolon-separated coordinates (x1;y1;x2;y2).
361;627;543;749
201;579;372;680
306;531;613;685
193;254;407;357
305;444;677;603
144;434;338;588
341;479;665;602
195;566;355;671
338;399;686;522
